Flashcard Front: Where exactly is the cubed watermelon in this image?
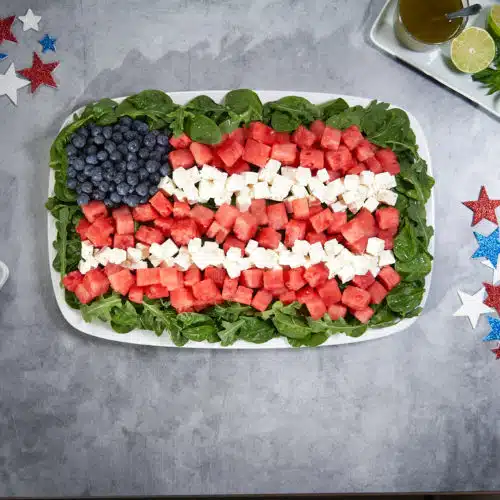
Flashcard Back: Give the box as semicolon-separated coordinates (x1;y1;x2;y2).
169;133;192;149
233;212;258;241
365;156;383;173
325;145;353;172
82;200;108;223
317;279;342;307
377;229;395;250
346;236;368;254
327;303;347;320
352;272;375;290
149;191;173;218
267;203;288;230
108;268;135;296
326;212;347;234
310;208;334;233
171;219;200;246
376;148;400;174
222;277;238;300
216;139;244;168
375;207;399;231
285;268;307;291
168;149;195;169
249;199;268;226
303;263;328;288
367;280;388;304
114;212;134;235
113;234;134;250
153;217;174;236
190;142;213;166
172;201;190;219
76;218;91;240
82;268;110;298
377;266;401;291
240;269;263;289
271;143;297;165
341;285;371;310
228;127;247;146
292;125;316;149
285;219;307;247
136;268;161;287
170;287;195;313
184;265;201;287
296;285;315;304
305;231;327;245
62;270;83;292
251;289;273;312
257;227;281;249
279;290;297;305
159;267;183;290
190;204;214;233
104;263;123;277
273;131;291;144
145;284;170;299
243;138;271;168
215;203;240;229
128;285;144;304
132;203;159;222
309;120;326;141
321;126;342;151
135;226;165;245
355;140;376;162
234;286;253;305
248;122;275;145
306;294;327;321
353;306;374;324
299;148;324;170
263;268;285;291
204;266;227;287
342;125;364;150
223;235;246;253
74;283;93;304
192;278;220;300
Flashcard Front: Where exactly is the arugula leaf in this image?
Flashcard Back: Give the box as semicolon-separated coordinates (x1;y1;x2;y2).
325;105;365;129
218;319;244;346
307;316;368;337
177;311;217;342
318;98;348;121
387;282;424;316
185;115;222;145
81;294;123;323
141;300;189;345
209;303;255;322
65;290;81;310
237;317;275;343
394;218;418;261
270;110;301;132
396;248;432;281
110;301;139;333
407;200;434;247
124;90;175;114
288;332;329;347
272;310;311;339
185;95;226;121
369;304;399;328
224;89;263;120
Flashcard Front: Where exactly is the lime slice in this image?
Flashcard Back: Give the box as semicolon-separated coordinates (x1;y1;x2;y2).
488;5;500;39
451;27;495;74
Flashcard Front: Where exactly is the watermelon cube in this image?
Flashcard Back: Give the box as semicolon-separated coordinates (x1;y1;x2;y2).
159;267;183;291
325;145;353;173
367;280;388;304
303;263;329;288
365;156;383;173
243;138;271;168
321;126;341;151
342;125;364;150
263;269;285;291
128;285;144;304
375;207;400;231
215;203;240;229
136;268;161;287
355;140;376;162
149;192;173;218
317;279;342;307
285;268;307;291
257;227;281;249
173;201;190;219
75;218;91;240
222;235;246;254
327;304;347;320
132;203;159;222
267;203;288;230
190;204;215;233
216;139;244;168
82;200;108;223
170;287;195;313
310;208;334;233
352;272;376;290
249;199;268;225
168;149;195;169
153;217;174;236
377;267;401;291
169;133;192;149
192;278;220;301
248;122;276;145
251;289;273;312
222;277;238;301
299;148;324;170
326;212;347;234
271;143;297;165
305;293;327;320
135;226;165;245
305;231;327;245
190;142;213;166
108;268;135;296
240;269;263;289
234;286;253;305
376;148;400;174
309;120;326;141
292;125;316;149
279;290;297;305
82;269;110;298
204;266;227;287
171;219;200;246
184;266;201;287
341;286;371;310
145;285;170;299
233;212;258;241
113;234;134;250
353;306;374;324
62;270;83;292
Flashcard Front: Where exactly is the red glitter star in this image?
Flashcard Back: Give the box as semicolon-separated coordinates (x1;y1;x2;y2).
0;16;17;45
463;186;500;226
17;52;59;93
491;343;500;360
483;282;500;314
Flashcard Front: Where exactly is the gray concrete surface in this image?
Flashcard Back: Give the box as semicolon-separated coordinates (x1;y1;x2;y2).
1;0;499;496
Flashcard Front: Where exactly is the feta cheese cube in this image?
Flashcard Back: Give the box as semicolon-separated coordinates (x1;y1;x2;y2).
331;201;347;212
243;171;259;187
347;199;364;214
149;256;163;267
200;165;220;181
276;242;287;255
161;239;179;258
281;167;297;181
316;169;330;183
374;172;397;190
226;173;245;193
239;257;251;270
188;238;202;254
342;190;359;205
107;248;127;265
174;248;192;271
363;197;379;212
173;168;191;189
344;175;360;191
352;255;370;275
324;239;343;257
357;185;368;200
127;247;143;263
309;242;327;265
172;188;187;202
270;174;294;201
378;250;396;267
158;177;175;195
376;189;398;206
250;247;269;269
338;264;355;284
291;184;308;199
136;243;150;259
185;166;201;184
236;192;251;212
78;257;98;274
288;252;306;268
245;239;258;256
360;170;375;186
366;237;385;256
292;239;310;256
214;194;232;207
94;247;111;266
183;185;199;204
224;260;242;279
258;160;281;184
204;241;219;252
130;260;148;270
226;247;243;261
253;181;271;199
329;178;345;197
295;166;312;186
198;179;217;201
81;240;94;260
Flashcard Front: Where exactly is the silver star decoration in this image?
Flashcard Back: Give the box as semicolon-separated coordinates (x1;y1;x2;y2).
18;9;41;32
482;259;500;284
453;287;493;329
0;64;30;105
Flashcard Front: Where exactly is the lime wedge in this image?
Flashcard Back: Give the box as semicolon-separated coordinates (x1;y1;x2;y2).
488;5;500;39
451;27;495;74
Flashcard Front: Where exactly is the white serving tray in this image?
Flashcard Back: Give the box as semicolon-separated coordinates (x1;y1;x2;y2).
48;91;435;348
370;0;500;120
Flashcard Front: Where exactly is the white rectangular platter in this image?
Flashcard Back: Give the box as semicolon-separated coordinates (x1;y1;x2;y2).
48;90;434;348
370;0;500;120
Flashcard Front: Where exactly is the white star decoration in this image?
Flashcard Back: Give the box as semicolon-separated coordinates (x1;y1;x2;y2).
0;64;29;105
18;9;41;32
453;288;493;329
482;260;500;284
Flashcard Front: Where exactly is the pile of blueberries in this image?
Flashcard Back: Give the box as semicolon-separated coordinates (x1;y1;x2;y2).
65;116;172;207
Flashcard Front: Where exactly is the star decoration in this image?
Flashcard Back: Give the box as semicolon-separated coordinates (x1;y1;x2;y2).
472;228;500;267
491;343;500;359
463;186;500;226
482;259;500;284
17;52;58;93
0;16;17;45
0;53;6;61
453;288;493;328
483;316;500;342
38;34;56;53
18;9;41;32
483;282;500;315
0;63;29;105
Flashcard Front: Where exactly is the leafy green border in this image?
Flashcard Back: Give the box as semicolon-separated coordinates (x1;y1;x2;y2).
46;90;434;347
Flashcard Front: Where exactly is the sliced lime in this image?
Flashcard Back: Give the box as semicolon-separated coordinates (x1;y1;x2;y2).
488;5;500;39
451;27;496;74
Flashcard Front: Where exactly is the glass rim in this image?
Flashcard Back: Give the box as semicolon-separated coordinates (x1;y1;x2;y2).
397;0;470;46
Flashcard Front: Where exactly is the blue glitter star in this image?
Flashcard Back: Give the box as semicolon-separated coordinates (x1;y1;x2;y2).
472;228;500;267
38;34;57;53
483;316;500;341
0;53;7;61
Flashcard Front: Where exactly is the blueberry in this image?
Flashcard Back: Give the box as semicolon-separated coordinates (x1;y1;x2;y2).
159;163;171;176
119;126;130;134
156;134;170;147
149;151;163;163
113;124;121;131
150;172;161;184
143;133;156;148
109;150;122;162
138;148;150;160
138;159;146;167
108;182;116;192
101;159;112;169
71;134;86;149
117;144;128;155
135;182;149;197
104;197;115;208
127;160;139;171
115;172;125;184
112;132;123;144
86;155;98;165
86;137;94;146
127;140;140;153
102;126;113;139
139;195;149;204
92;190;105;200
138;167;149;181
155;146;167;155
151;129;160;136
67;178;77;190
66;144;77;157
115;160;127;172
145;160;160;173
77;193;90;205
85;145;98;155
117;182;130;196
84;164;95;176
103;169;114;182
149;184;159;196
91;126;102;137
110;192;122;204
126;152;138;162
67;166;77;178
91;169;103;183
126;172;139;186
124;194;140;207
77;173;87;182
96;150;108;162
75;185;83;194
124;130;137;141
71;157;84;171
132;120;148;133
78;126;90;137
93;135;105;145
104;140;116;154
120;116;133;127
81;181;93;194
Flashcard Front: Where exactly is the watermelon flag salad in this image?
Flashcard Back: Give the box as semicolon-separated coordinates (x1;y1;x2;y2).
46;90;435;347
